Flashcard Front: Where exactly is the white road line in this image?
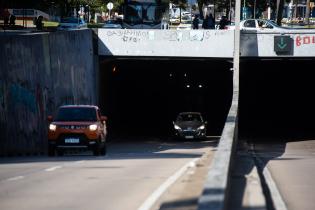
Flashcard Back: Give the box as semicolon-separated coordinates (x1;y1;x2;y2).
137;158;199;210
6;176;24;181
74;160;85;164
45;166;62;172
251;144;288;210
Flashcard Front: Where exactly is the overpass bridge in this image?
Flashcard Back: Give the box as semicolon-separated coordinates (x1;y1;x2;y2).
97;29;315;58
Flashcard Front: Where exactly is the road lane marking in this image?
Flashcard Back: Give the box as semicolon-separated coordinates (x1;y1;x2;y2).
45;166;62;172
137;158;199;210
251;144;288;210
6;176;24;181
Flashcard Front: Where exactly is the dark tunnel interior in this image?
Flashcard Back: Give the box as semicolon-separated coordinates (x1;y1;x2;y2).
99;57;315;140
240;58;315;139
99;58;233;138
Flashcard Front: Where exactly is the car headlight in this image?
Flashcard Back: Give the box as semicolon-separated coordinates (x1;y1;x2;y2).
89;124;98;131
198;125;205;130
49;124;57;131
174;124;181;130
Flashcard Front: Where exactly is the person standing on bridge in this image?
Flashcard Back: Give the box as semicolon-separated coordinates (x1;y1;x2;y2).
207;14;215;29
202;15;209;29
3;8;10;28
9;14;16;26
219;16;228;29
193;15;199;29
36;16;43;30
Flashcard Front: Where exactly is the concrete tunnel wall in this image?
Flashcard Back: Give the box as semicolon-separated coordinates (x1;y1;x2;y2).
0;30;98;156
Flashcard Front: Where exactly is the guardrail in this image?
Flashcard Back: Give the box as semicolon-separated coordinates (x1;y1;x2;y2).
198;89;239;210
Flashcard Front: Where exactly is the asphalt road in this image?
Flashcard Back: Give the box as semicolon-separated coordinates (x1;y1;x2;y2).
253;139;315;210
0;138;215;210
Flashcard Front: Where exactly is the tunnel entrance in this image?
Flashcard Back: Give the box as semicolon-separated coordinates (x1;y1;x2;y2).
99;58;233;138
240;58;315;139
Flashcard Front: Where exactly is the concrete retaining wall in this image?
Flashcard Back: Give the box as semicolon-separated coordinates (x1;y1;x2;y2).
0;30;97;156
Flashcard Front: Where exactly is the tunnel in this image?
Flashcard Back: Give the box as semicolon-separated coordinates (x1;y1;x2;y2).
99;58;233;139
239;58;315;139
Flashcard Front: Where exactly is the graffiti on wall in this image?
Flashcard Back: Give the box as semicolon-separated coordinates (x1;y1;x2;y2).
10;84;37;114
107;30;149;43
296;35;315;47
0;80;6;123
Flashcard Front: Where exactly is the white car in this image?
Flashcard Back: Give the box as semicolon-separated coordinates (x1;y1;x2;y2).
102;20;122;29
226;19;287;32
57;17;87;30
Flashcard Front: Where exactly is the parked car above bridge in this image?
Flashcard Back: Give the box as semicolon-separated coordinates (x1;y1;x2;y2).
57;17;87;30
226;19;289;32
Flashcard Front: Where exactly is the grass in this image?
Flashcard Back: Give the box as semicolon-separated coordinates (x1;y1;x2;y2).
87;23;104;28
43;21;59;27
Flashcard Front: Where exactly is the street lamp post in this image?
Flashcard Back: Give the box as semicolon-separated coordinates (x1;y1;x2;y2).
243;0;246;19
254;0;256;18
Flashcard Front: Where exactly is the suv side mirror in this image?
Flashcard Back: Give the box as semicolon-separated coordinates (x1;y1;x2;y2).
101;116;108;122
47;115;53;122
205;121;208;125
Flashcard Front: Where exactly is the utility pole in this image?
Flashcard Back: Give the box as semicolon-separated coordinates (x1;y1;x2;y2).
234;0;241;95
268;0;271;19
232;0;241;137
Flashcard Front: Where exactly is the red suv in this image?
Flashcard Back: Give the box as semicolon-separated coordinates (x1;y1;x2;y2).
47;105;107;156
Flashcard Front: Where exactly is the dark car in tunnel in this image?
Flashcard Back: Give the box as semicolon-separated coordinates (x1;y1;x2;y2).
173;112;207;140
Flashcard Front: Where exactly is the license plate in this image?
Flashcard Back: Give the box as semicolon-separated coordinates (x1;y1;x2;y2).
185;136;194;139
65;138;80;143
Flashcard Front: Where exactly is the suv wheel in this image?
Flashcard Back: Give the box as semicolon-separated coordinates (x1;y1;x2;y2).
93;145;100;156
48;146;55;157
100;145;107;156
57;149;64;156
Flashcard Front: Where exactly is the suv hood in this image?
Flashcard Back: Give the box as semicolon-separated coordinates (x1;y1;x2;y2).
52;121;96;126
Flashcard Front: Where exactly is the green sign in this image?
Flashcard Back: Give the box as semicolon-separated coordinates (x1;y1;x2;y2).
274;36;292;54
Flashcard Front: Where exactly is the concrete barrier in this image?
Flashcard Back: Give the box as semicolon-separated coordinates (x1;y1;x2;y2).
0;30;97;156
198;89;238;210
98;29;315;58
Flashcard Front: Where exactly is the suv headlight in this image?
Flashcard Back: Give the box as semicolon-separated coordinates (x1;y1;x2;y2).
198;125;205;130
174;124;181;130
49;124;57;131
89;124;98;131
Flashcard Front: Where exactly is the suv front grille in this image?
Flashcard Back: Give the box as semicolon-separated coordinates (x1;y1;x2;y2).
59;125;88;130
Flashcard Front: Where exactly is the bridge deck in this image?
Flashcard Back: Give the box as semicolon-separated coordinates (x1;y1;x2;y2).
97;29;315;58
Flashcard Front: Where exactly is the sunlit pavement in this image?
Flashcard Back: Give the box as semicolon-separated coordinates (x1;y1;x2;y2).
0;138;217;210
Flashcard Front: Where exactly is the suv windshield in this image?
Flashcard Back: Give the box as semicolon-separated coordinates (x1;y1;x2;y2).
177;114;202;122
56;107;97;121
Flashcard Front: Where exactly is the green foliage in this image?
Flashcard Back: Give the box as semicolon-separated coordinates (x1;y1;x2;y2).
171;0;188;9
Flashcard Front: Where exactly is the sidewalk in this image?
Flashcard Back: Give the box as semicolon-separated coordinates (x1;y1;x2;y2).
151;141;217;210
227;141;267;210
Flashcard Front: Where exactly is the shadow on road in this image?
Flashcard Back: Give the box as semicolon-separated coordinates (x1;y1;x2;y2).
0;137;219;164
227;135;315;210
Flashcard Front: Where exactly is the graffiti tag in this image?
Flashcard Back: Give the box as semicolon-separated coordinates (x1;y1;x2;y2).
296;35;315;47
